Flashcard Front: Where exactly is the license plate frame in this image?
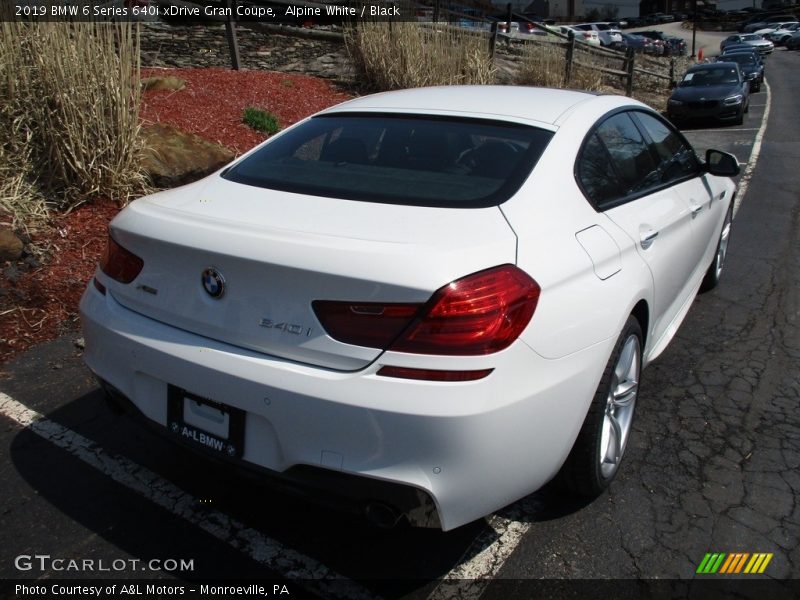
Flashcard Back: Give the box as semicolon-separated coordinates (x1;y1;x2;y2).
167;386;245;458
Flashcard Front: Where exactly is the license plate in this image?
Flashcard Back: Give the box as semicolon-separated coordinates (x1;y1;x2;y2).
167;386;244;458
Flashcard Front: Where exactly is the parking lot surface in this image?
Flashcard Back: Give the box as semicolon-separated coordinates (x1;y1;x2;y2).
1;46;799;600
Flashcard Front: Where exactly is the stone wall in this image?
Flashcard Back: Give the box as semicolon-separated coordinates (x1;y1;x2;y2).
139;21;352;80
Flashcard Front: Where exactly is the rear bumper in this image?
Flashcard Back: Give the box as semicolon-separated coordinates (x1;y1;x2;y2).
80;284;613;530
97;376;440;528
668;103;743;123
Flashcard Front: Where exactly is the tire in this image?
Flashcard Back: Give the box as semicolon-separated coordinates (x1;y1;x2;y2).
558;316;643;497
734;107;744;126
699;202;733;293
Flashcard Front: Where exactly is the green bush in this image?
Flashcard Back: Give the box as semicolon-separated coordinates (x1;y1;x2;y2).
243;107;280;135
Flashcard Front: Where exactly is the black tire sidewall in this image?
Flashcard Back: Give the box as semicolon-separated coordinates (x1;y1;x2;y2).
700;201;734;293
558;316;643;497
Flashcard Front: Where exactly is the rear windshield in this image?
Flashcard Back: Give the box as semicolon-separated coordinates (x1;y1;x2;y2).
223;114;553;208
725;54;755;65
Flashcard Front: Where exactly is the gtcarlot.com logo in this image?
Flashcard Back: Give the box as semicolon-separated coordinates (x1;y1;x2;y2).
14;554;194;573
696;552;773;575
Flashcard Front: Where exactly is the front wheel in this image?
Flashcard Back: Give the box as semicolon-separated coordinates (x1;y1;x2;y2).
700;202;733;293
558;316;643;497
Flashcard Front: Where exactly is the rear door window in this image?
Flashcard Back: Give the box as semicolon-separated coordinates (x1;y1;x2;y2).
633;112;701;185
576;111;666;210
594;113;660;197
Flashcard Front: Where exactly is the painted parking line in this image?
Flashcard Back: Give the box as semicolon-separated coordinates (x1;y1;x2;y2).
0;392;376;600
733;79;771;215
682;128;760;133
427;513;531;600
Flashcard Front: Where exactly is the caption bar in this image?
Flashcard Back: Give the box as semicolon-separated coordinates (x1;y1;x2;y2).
5;1;416;24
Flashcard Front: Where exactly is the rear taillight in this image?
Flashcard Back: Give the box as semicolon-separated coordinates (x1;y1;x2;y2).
314;265;540;356
391;265;539;355
100;233;143;284
311;301;421;349
376;366;494;381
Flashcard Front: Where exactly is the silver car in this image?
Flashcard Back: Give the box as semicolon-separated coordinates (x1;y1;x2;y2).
720;33;774;55
574;22;623;47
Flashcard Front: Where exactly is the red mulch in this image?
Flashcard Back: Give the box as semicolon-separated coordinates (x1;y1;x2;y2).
0;68;351;365
0;200;118;364
140;68;351;154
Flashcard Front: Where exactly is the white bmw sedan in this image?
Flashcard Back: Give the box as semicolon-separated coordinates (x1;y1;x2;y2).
80;87;739;531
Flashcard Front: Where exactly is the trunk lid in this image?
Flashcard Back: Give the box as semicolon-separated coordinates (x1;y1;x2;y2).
106;176;518;371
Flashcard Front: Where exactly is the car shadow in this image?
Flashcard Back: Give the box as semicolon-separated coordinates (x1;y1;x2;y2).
7;385;591;596
673;118;744;131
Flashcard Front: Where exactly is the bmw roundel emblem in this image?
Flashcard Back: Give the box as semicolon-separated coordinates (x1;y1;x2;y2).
201;267;225;299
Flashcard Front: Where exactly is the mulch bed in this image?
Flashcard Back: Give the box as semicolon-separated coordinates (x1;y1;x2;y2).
0;68;351;365
140;67;350;155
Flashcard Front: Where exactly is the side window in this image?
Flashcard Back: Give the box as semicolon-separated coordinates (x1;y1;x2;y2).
634;112;700;185
577;133;625;208
595;113;660;197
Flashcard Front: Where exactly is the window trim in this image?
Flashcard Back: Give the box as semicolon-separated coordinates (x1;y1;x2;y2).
574;107;703;212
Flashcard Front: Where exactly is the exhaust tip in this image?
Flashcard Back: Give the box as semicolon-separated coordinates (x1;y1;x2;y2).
364;501;402;529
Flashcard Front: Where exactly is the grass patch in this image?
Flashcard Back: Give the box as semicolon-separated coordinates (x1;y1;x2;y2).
243;107;280;135
345;20;494;91
0;20;147;231
515;42;603;91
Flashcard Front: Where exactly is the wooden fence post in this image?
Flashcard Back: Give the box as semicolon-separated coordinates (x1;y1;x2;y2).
225;0;241;71
489;21;498;61
564;31;575;86
625;47;635;96
506;3;512;47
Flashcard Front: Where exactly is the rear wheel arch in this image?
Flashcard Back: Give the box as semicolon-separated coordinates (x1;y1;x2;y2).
630;300;649;350
558;314;644;496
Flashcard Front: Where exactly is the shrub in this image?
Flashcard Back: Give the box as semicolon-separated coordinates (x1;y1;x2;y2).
242;107;281;135
345;21;495;91
516;42;603;92
0;20;146;227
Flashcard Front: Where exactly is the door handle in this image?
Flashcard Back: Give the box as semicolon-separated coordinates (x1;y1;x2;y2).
690;203;703;218
640;230;659;249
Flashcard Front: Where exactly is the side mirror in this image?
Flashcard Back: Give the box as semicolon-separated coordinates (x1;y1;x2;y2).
705;149;740;176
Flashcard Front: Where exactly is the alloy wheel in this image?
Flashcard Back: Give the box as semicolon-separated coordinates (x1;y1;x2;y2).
599;334;640;479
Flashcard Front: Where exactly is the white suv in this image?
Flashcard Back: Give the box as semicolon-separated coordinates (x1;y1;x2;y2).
574;22;623;46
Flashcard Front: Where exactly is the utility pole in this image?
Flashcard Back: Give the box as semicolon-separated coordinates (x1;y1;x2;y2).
691;0;697;58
